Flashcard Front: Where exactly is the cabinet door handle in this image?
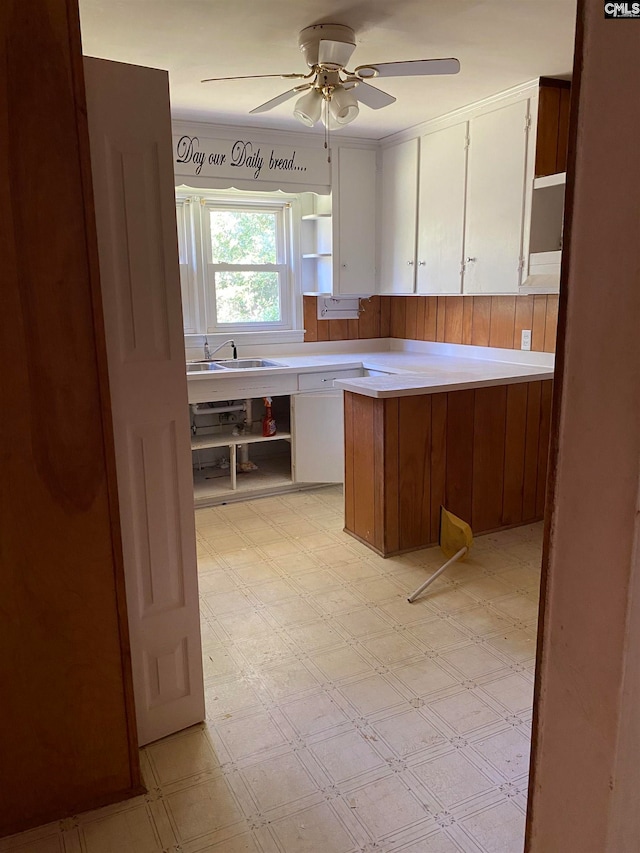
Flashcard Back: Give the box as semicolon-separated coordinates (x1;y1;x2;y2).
465;257;477;263
418;260;426;266
321;378;336;382
407;260;415;266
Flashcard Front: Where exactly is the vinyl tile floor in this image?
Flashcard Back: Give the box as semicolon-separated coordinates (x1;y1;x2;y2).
2;487;542;853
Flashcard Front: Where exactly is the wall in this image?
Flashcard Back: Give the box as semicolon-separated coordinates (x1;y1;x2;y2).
304;294;559;352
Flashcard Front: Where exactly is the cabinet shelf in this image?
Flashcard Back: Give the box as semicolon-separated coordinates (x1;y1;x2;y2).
301;213;331;220
302;252;332;259
191;431;291;451
533;171;566;190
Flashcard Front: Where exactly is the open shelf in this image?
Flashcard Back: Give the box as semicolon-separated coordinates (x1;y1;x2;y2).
191;431;291;451
301;213;331;220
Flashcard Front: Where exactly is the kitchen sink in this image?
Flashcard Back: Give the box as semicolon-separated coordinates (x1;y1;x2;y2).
212;358;285;369
186;361;226;372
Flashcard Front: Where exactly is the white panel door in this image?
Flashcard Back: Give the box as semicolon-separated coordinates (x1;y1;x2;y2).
333;147;377;295
417;122;467;294
464;99;530;293
379;138;419;293
292;391;344;483
84;57;205;745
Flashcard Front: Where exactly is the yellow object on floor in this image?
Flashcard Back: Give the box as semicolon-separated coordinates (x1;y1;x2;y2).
440;506;473;560
408;506;473;603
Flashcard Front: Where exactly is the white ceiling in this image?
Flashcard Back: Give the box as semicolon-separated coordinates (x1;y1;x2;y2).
79;0;577;141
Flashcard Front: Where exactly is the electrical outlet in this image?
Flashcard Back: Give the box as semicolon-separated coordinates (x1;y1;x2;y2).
521;329;532;351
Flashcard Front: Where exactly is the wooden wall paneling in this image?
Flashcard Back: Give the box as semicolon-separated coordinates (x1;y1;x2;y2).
444;389;475;524
522;381;543;521
414;296;427;340
347;319;360;339
557;87;571;173
436;296;447;341
470;296;492;345
329;318;350;340
390;297;407;338
531;295;548;351
514;296;535;349
424;296;438;340
383;398;401;553
373;399;388;553
489;296;517;348
430;394;448;539
462;297;474;344
380;296;391;337
0;0;141;835
502;383;529;525
535;379;553;518
444;296;464;343
344;392;355;533
405;298;419;340
358;296;381;338
544;295;559;352
351;394;377;547
472;385;508;531
303;296;319;341
316;317;330;341
536;81;562;177
397;396;432;550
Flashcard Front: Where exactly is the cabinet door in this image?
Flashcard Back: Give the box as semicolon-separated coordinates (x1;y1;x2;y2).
464;99;530;293
417;123;467;294
292;391;344;483
333;147;377;295
85;57;205;745
379;138;419;293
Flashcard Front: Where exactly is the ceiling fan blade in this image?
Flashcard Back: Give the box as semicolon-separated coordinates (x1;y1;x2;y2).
201;72;307;83
318;38;356;69
249;85;310;115
354;81;396;110
355;58;461;79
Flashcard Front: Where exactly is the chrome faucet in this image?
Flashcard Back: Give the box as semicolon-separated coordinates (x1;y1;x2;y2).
203;338;237;360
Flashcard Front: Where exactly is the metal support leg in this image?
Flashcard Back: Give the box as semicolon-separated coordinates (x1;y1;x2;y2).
407;547;468;603
230;444;237;490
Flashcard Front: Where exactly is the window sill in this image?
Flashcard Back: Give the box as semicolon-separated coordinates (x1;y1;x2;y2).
184;330;305;349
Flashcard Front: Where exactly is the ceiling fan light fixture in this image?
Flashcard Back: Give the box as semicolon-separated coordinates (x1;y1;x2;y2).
293;88;322;126
328;85;359;126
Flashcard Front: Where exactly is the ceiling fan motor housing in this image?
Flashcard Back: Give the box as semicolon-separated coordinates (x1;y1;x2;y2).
298;23;356;70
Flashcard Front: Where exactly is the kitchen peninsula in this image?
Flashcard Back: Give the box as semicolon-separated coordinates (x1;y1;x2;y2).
331;344;553;557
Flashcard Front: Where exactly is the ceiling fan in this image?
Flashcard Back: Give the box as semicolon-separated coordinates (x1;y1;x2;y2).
202;23;460;130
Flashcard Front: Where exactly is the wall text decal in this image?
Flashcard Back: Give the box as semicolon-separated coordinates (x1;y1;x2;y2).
173;134;329;188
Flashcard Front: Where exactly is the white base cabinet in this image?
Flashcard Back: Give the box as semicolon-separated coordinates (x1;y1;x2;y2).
292;390;344;484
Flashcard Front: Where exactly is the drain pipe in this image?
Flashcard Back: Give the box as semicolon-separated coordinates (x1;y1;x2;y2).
238;398;253;465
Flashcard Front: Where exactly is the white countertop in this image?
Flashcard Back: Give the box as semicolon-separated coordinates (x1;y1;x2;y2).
186;339;554;399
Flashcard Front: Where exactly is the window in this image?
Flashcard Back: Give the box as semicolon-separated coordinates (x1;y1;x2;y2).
204;203;291;331
176;190;299;338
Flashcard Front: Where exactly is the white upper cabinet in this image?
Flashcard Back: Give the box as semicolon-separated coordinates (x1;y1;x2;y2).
463;99;531;293
417;122;467;294
377;83;545;297
379;138;419;293
332;147;377;295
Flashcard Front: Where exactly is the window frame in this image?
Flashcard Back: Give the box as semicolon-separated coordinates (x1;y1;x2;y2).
202;200;292;333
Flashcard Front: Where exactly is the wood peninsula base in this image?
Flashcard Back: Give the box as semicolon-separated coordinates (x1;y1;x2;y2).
344;380;552;556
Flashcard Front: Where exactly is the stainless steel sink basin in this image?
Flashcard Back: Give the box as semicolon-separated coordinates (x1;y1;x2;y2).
186;361;226;372
213;358;284;369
